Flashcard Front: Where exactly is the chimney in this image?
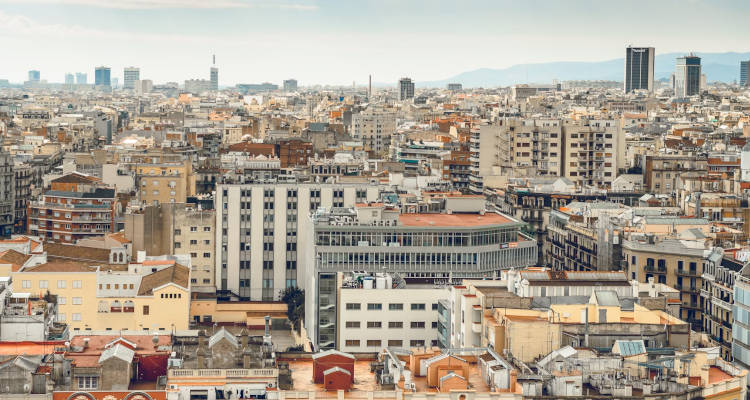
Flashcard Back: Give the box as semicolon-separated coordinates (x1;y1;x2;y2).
198;329;207;348
264;315;272;345
83;338;89;349
509;369;518;392
196;347;206;369
240;328;249;348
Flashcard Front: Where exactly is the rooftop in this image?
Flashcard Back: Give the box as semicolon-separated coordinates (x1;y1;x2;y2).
398;212;513;227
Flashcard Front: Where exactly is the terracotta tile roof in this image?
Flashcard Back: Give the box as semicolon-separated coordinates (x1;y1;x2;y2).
108;232;131;244
0;250;32;271
398;213;513;227
141;260;175;266
24;261;98;273
45;243;111;263
137;264;190;295
50;172;100;184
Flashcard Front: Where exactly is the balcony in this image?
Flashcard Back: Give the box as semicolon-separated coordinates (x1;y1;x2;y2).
644;265;667;274
677;269;700;277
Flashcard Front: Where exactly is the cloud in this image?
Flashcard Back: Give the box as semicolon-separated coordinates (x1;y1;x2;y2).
0;0;317;10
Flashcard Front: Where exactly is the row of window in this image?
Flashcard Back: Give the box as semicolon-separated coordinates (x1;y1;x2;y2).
345;321;437;329
344;339;436;348
24;280;82;289
175;226;211;235
345;302;438;311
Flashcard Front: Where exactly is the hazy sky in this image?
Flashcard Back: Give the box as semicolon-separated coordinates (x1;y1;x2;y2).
2;0;750;86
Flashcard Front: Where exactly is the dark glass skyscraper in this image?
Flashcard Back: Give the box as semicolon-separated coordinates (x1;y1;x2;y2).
741;61;749;87
624;46;654;93
95;66;111;87
674;55;701;97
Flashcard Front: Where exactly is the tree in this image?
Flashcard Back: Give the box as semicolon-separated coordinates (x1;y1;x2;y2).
280;287;304;330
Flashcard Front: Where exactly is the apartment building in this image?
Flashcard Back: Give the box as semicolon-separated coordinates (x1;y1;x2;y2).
732;266;750;374
135;160;196;205
11;260;190;331
27;173;117;244
702;256;742;361
0;151;14;237
351;111;396;155
337;272;448;352
623;235;723;331
644;154;708;194
124;203;215;293
469;117;623;192
302;204;537;350
215;183;380;301
546;201;627;271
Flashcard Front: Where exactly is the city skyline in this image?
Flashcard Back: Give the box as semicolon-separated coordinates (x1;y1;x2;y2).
1;0;750;85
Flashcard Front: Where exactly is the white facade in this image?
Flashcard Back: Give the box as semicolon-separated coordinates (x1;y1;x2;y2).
215;183;380;301
337;283;449;352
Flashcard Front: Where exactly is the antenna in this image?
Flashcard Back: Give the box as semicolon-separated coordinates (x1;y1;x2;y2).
212;54;216;65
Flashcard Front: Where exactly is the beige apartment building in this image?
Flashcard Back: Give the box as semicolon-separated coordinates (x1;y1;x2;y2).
470;117;623;192
124;203;215;292
623;236;723;331
11;261;190;331
135;160;196;205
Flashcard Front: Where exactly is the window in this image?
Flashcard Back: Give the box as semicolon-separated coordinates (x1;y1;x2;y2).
409;340;425;347
72;313;82;321
73;280;82;288
432;322;438;329
190;226;197;232
22;280;31;288
366;340;381;347
58;297;66;305
410;321;425;329
345;321;360;328
367;303;382;310
203;252;211;258
432;303;439;310
143;305;149;315
57;280;66;288
387;340;403;347
367;321;382;329
77;376;98;390
388;321;403;329
345;340;360;347
57;313;66;322
39;280;48;289
203;226;211;232
346;303;361;310
72;297;82;305
389;303;403;311
411;303;426;311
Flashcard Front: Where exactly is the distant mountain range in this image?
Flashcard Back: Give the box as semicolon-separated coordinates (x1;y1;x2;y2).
417;52;750;88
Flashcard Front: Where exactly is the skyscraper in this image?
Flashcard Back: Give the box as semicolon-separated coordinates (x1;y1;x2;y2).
95;66;111;87
75;72;87;84
674;55;701;97
210;67;219;91
741;60;750;87
398;77;415;101
64;73;74;85
123;67;140;89
283;79;298;92
28;70;40;82
624;46;655;93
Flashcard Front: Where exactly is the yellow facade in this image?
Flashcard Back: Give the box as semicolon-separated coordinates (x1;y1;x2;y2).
136;161;196;205
11;267;190;331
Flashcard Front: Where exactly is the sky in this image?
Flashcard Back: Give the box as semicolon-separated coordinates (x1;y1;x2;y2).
2;0;750;86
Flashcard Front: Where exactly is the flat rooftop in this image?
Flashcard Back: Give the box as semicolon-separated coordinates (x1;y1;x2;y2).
398;213;513;227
